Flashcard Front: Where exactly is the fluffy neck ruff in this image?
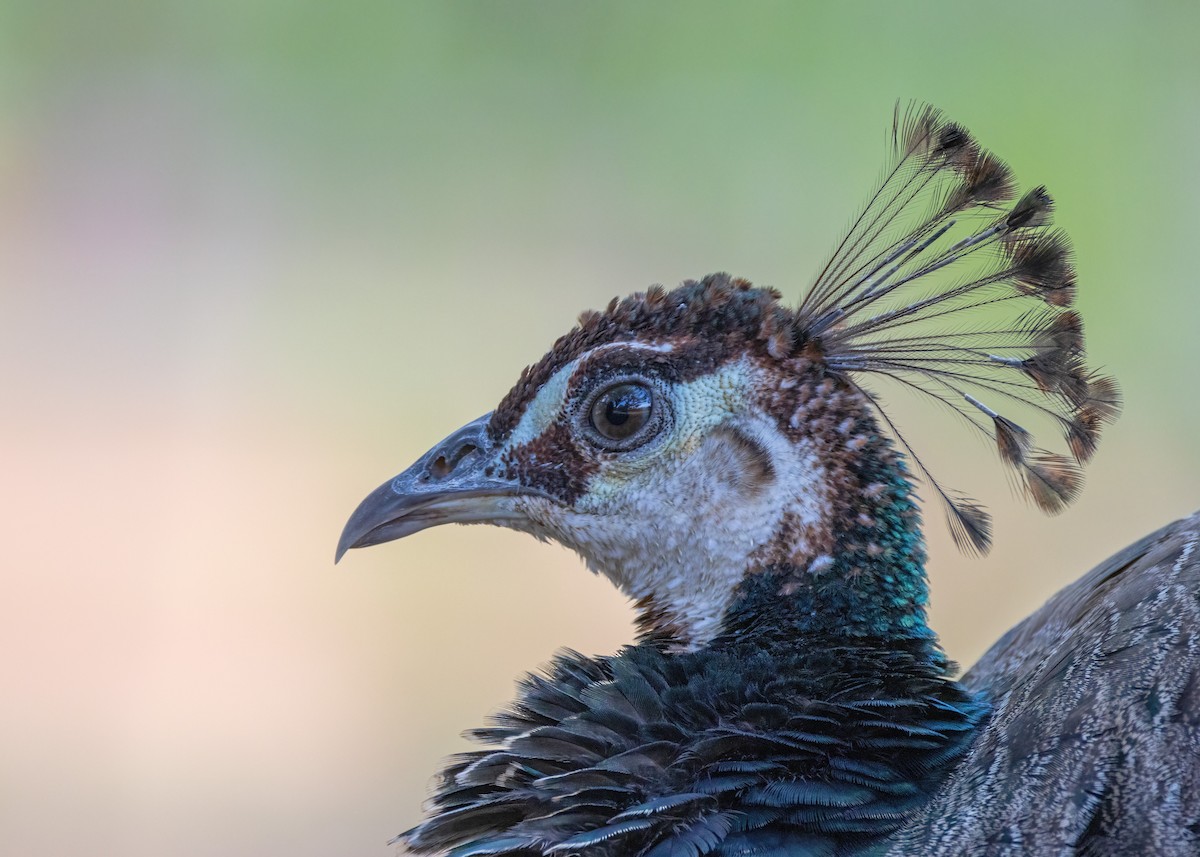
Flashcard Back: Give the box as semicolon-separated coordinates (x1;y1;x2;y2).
402;630;983;856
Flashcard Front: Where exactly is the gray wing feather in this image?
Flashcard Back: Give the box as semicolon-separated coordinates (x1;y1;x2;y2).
887;509;1200;856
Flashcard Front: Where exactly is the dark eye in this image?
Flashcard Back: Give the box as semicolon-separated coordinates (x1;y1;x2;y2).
588;382;655;445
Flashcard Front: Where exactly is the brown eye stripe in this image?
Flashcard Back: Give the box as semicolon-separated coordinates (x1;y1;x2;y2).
500;419;597;504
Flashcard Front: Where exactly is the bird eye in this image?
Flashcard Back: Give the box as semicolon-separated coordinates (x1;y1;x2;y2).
587;382;657;447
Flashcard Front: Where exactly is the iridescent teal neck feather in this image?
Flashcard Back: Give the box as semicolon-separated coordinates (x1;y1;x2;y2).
716;369;935;648
728;455;933;644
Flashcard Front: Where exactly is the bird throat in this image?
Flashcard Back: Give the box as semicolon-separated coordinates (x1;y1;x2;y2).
627;374;934;651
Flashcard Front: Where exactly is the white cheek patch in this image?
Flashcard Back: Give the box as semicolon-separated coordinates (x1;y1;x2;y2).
536;359;832;650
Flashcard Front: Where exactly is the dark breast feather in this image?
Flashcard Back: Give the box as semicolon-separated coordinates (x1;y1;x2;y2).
887;509;1200;856
401;640;983;857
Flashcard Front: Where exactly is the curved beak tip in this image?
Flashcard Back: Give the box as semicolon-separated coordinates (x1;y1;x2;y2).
332;413;526;567
333;520;362;565
333;479;407;566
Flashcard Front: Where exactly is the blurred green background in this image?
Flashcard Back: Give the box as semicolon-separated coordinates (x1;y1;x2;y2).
2;3;1198;856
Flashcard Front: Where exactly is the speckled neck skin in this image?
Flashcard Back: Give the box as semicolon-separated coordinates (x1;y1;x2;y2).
719;368;933;645
724;447;931;646
501;350;934;653
506;356;838;653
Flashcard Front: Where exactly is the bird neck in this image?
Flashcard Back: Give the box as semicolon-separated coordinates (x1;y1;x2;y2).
618;367;934;653
630;433;936;653
713;373;936;647
736;449;932;644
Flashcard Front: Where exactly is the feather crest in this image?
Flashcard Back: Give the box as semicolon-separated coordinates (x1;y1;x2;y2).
800;103;1119;552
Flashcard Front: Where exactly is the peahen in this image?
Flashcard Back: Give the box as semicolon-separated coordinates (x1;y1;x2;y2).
337;105;1200;856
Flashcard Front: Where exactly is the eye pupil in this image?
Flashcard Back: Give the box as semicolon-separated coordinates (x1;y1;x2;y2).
589;383;653;444
605;399;631;426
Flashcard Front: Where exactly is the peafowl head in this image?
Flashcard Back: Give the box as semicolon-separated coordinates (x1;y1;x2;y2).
337;106;1120;652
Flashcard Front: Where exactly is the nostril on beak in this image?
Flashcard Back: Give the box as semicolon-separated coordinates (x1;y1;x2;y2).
429;442;479;480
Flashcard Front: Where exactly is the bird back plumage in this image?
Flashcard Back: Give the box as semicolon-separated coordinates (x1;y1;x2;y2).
888;510;1200;855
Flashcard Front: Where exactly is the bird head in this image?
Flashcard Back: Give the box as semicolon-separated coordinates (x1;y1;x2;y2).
338;106;1120;652
340;278;904;649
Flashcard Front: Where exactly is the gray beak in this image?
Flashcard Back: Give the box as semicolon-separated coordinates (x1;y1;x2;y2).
336;413;532;562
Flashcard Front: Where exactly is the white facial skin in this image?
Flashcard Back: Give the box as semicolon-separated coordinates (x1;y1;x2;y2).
499;348;832;650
